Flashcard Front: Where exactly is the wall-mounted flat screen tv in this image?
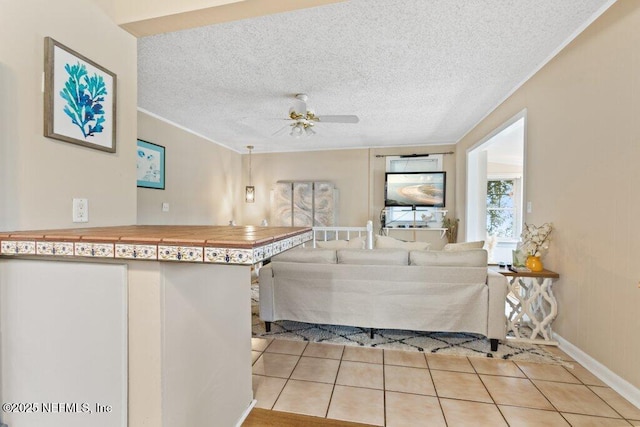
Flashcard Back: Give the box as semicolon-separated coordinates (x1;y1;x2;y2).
385;172;446;207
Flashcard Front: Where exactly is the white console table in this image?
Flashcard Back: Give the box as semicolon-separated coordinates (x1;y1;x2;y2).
492;266;561;345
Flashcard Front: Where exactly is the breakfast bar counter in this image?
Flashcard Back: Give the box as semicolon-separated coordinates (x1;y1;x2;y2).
0;225;312;264
0;225;311;427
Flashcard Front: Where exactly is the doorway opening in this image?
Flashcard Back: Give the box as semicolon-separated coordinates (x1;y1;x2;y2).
466;110;526;263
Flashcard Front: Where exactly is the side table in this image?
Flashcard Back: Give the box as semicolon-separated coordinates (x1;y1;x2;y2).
491;266;560;345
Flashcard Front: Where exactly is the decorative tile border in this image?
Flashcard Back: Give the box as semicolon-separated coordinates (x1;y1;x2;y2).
0;231;311;265
205;248;253;265
1;240;36;255
263;243;274;259
158;245;204;262
37;241;74;256
115;244;158;260
252;246;265;263
75;243;115;258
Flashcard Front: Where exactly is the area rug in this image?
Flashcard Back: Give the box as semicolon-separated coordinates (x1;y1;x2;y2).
250;285;570;366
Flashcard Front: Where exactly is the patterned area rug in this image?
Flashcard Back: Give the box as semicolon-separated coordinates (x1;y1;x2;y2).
251;285;570;366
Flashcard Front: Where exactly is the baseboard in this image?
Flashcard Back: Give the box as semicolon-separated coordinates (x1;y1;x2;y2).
235;399;257;427
555;333;640;409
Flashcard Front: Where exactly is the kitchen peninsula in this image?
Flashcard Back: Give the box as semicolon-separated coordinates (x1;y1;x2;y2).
0;225;311;427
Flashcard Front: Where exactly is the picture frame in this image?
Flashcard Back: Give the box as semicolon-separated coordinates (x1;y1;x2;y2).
44;37;117;153
136;140;166;190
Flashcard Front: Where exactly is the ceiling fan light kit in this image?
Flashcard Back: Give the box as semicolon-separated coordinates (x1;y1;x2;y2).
284;93;359;138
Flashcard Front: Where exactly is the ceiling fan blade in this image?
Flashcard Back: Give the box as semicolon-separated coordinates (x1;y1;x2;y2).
271;124;291;136
316;115;360;124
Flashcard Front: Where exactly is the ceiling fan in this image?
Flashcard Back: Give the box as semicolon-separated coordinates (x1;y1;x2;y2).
275;93;359;138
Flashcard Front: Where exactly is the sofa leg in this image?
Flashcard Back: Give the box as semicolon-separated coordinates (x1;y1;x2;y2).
490;338;499;352
370;328;374;339
265;321;271;333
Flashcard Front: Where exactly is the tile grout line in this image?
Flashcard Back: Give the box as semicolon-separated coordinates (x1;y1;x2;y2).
424;353;450;426
382;349;387;427
253;337;638;425
323;344;345;420
473;355;516;426
519;363;632;423
585;384;635;421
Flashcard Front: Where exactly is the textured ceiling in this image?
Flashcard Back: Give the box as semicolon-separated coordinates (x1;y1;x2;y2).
137;0;613;153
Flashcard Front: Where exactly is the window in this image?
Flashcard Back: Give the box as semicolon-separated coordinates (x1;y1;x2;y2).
486;177;521;240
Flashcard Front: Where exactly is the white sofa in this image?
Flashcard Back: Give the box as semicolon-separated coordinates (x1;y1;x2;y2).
258;247;508;351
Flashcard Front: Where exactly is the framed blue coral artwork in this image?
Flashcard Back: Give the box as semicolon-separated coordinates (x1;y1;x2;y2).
136;140;165;189
44;37;117;152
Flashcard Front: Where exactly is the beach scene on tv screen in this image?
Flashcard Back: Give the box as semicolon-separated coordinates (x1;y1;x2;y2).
386;173;445;206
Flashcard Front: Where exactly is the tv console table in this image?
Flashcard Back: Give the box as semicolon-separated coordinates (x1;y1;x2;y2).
491;266;561;345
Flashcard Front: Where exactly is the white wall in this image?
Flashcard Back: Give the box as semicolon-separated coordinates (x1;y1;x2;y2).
0;0;138;231
0;259;127;427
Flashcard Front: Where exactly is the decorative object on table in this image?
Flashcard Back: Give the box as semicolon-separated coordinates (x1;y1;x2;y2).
512;248;529;268
136;139;165;189
519;222;553;272
442;216;459;243
44;37;117;153
420;211;433;227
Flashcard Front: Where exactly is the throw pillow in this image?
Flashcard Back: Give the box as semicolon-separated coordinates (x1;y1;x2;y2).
272;247;337;263
410;249;488;267
337;248;409;265
443;240;485;251
315;239;349;249
315;236;366;249
374;235;430;251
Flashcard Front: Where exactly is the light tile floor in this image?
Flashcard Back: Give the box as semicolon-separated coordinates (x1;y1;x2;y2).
251;338;640;426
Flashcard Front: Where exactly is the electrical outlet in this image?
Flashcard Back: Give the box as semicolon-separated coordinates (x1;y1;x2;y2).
162;202;170;212
527;201;532;213
72;198;89;223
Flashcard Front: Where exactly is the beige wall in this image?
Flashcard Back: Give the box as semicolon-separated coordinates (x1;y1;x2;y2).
242;144;456;236
242;149;370;227
137;111;242;225
0;0;137;231
456;0;640;388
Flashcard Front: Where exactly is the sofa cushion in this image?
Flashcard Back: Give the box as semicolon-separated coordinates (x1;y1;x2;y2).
316;236;366;249
410;249;487;267
337;248;409;265
374;235;430;250
272;247;337;264
443;240;485;251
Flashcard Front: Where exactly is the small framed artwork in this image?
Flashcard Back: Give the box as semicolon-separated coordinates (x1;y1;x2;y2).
136;140;166;190
44;37;117;153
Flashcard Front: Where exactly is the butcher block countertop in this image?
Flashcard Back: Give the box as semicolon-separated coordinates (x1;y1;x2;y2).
0;225;312;265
